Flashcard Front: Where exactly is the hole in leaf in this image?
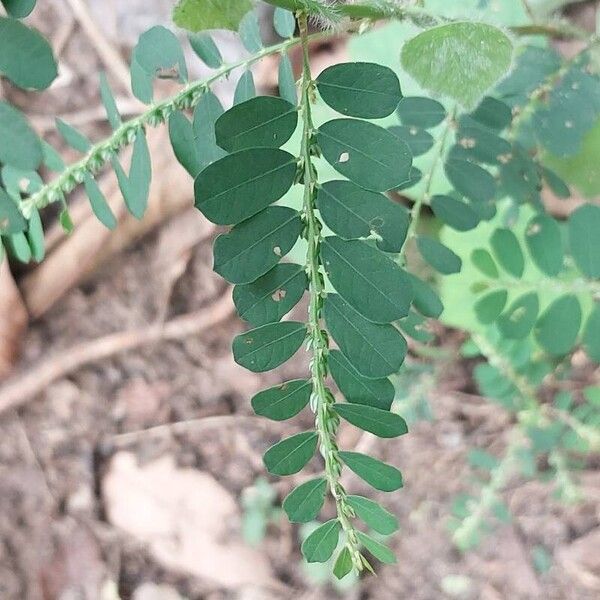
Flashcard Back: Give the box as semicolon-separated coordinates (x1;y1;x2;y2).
273;246;282;256
272;289;287;302
338;152;350;163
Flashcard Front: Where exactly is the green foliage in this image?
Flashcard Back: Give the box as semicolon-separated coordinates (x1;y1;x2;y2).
4;0;600;580
401;22;513;108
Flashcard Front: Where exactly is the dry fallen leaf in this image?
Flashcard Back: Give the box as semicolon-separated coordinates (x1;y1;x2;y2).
102;452;275;589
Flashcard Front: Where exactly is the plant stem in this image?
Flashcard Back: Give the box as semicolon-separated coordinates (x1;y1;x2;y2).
399;108;456;263
298;12;363;572
21;32;330;219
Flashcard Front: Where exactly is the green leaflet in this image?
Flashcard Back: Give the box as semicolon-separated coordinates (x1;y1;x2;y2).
455;126;512;165
471;248;499;279
583;304;600;362
525;214;563;276
445;158;496;204
215;96;298;152
396;166;422;191
475;290;508;325
301;519;341;563
213;206;302;284
568;204;600;278
41;140;65;172
396;96;446;129
490;228;524;278
316;62;402;119
56;119;92;153
416;236;462;275
193;91;227;171
333;547;353;580
316;180;409;253
234;70;256;105
334;404;408;438
3;231;31;263
0;187;26;235
0;17;57;90
274;8;296;38
470;96;512;131
339;451;403;492
233;263;307;327
0;102;42;170
131;26;187;103
113;129;152;220
346;495;399;535
283;477;327;523
1;0;36;18
430;195;479;232
251;379;312;421
173;0;251;32
324;294;407;379
194;148;297;226
169;111;202;177
401;22;513;108
541;167;570;199
322;237;413;323
399;311;434;344
278;53;297;105
356;531;396;565
328;349;394;411
238;10;263;53
233;321;306;373
317;119;412;192
189;32;222;68
26;207;44;263
99;72;122;131
389;125;434;157
406;273;444;319
534;295;582;356
83;173;117;231
263;431;318;476
498;292;540;339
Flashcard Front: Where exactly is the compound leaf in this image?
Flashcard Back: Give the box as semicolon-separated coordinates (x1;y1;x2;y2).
339;451;403;492
301;519;340;563
215;96;298;152
334;404;408;438
318;118;412;192
264;431;318;476
283;477;327;523
233;321;306;373
194;148;297;225
322;237;413;323
213;206;302;284
251;379;312;421
316;62;402;119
